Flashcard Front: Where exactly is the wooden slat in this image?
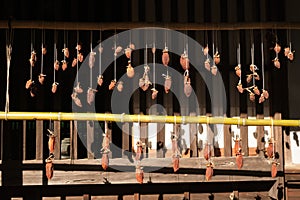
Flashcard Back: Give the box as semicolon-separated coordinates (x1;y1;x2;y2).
157;123;165;158
240;113;249;156
256;114;265;157
140;121;148;158
36;120;43;160
70;120;78;160
54;121;61;159
206;113;214;156
122;122;130;157
86;120;94;159
223;124;232;157
274;113;283;170
23;120;26;160
189;112;198;157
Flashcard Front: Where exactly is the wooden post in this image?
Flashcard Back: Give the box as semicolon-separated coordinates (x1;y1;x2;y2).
274;113;284;172
23;120;26;160
183;192;190;200
36;120;43;160
87;120;94;159
257;114;265;157
189;112;198;157
105;120;112;159
206;113;214;156
157;122;165;158
122;122;130;157
54;120;61;159
83;194;91;200
284;129;292;164
140;120;148;158
70;120;78;160
240;113;249;156
134;193;140;200
223;124;232;157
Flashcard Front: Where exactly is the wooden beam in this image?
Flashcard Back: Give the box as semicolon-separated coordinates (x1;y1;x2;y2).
2;20;300;30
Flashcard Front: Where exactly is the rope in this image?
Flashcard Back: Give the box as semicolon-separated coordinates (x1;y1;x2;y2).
5;21;13;118
261;31;265;90
76;29;79;84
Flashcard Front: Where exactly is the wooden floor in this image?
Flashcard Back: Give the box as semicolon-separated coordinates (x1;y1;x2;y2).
2;156;279;199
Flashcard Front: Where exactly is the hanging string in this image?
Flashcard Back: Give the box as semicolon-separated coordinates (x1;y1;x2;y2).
114;29;117;81
90;30;93;88
76;29;79;84
152;29;156;88
271;117;274;159
261;30;265;90
215;30;219;53
237;42;241;83
99;29;102;75
63;30;66;61
53;30;57;83
212;31;215;65
41;29;45;74
30;29;35;80
5;23;13;115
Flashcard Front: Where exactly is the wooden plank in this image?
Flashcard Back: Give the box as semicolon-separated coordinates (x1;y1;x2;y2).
240;113;249;156
86;120;94;159
23;120;26;160
189;112;198;157
83;194;91;200
157;123;165;158
223;124;232;157
70;120;78;160
54;121;61;159
122;122;130;157
105;120;112;159
36;120;43;160
131;0;139;22
274;113;283;171
140;121;148;158
183;192;190;200
206;113;214;156
256;114;265;157
134;193;140;200
284;128;292;164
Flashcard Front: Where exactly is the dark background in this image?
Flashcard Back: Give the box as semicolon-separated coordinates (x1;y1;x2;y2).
0;0;299;119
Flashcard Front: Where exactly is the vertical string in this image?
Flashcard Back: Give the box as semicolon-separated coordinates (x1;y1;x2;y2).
237;42;241;83
114;29;117;81
271;118;274;159
261;30;265;90
76;30;79;84
41;29;44;74
99;29;102;75
30;29;34;80
90;30;93;88
53;30;57;83
152;29;156;88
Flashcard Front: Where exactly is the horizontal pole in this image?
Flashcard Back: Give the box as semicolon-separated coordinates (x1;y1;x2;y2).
1;20;300;30
0;112;299;126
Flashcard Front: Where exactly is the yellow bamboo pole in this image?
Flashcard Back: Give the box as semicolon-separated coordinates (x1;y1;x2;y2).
0;112;299;126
